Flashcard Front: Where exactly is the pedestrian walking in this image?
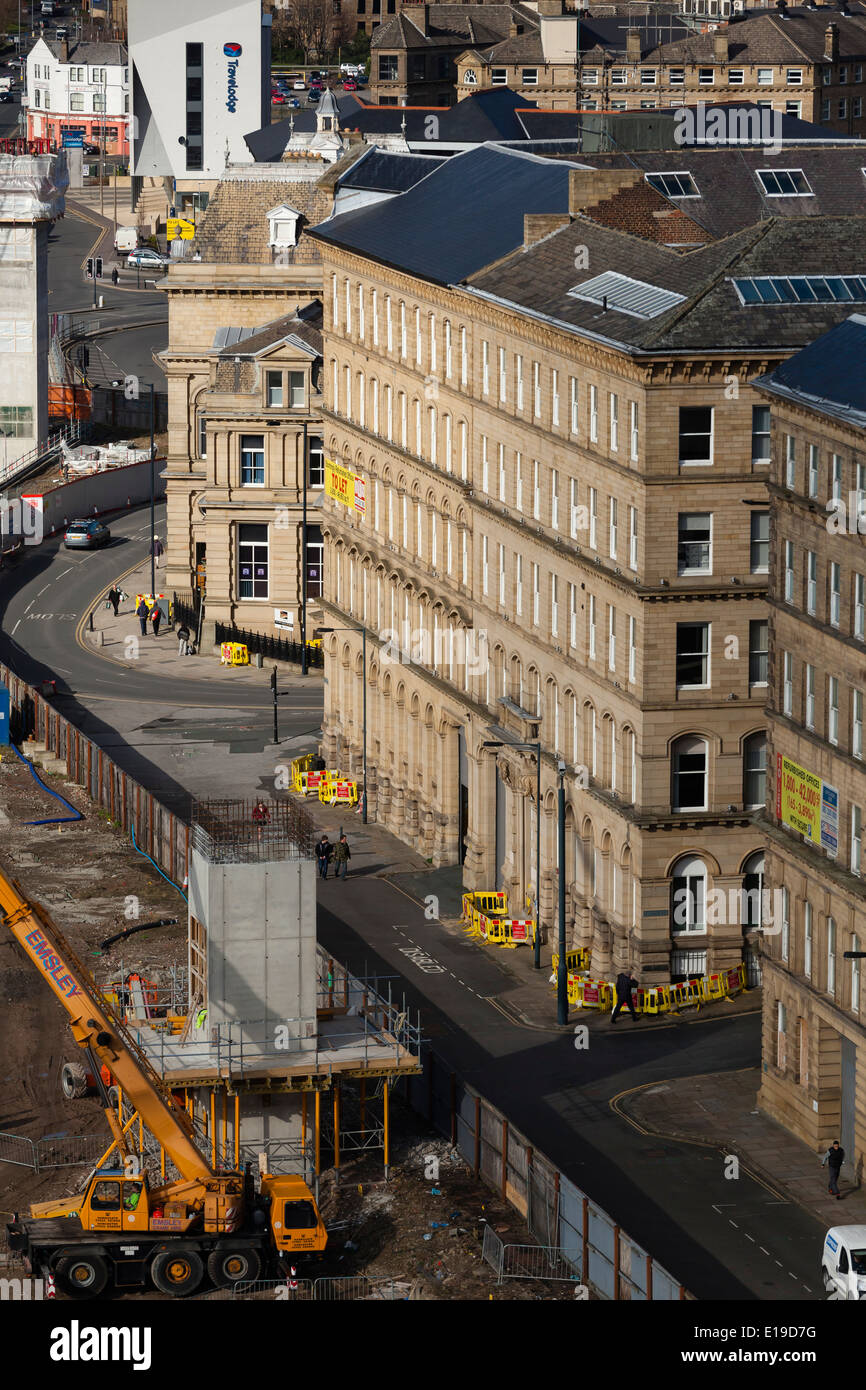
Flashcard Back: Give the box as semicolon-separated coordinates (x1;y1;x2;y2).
111;266;119;286
107;585;121;617
151;535;164;568
177;622;191;656
610;970;639;1024
136;596;149;637
334;834;351;880
150;603;162;638
315;834;332;880
822;1140;845;1198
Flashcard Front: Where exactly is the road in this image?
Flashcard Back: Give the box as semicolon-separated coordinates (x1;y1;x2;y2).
0;505;323;814
0;510;828;1300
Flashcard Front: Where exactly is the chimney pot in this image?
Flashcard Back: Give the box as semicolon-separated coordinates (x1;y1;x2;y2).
824;21;839;61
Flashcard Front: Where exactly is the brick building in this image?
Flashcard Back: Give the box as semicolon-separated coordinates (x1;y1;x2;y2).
307;139;866;981
753;315;866;1190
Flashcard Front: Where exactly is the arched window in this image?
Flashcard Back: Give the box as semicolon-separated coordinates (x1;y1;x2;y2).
741;851;764;930
672;736;708;811
743;732;767;810
671;854;707;934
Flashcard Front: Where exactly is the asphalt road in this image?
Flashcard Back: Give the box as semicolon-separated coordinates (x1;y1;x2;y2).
0;505;324;813
314;878;827;1302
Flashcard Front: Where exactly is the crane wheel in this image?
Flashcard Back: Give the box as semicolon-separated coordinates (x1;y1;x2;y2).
207;1245;262;1288
55;1252;109;1299
60;1060;89;1100
150;1248;204;1297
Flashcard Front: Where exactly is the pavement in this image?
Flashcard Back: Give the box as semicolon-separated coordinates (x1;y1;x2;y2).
620;1067;866;1232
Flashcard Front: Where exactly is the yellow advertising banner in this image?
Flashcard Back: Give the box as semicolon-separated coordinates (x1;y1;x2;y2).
325;458;366;515
167;217;195;241
776;753;821;842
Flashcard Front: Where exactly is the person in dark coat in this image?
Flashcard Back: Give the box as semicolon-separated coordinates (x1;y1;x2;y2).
111;266;119;286
610;970;639;1023
107;585;121;617
333;834;351;880
177;622;191;656
136;597;149;637
150;603;162;637
823;1140;845;1198
315;835;332;880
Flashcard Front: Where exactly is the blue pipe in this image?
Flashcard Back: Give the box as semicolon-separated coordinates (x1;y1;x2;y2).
130;819;188;904
11;743;83;826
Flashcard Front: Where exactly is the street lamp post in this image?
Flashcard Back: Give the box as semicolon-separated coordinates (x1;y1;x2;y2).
300;420;308;677
482;740;542;970
112;376;156;594
318;624;368;823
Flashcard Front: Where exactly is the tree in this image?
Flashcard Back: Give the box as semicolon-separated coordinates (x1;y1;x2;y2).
282;0;336;63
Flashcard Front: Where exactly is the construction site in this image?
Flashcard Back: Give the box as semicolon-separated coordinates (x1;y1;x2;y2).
0;742;582;1301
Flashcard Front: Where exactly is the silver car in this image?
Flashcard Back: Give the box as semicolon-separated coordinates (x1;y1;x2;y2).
64;518;111;549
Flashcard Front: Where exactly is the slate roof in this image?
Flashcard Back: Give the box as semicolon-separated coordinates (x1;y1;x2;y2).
753;313;866;427
648;7;866;63
216;303;323;360
40;38;128;64
307;143;584;283
467;213;866;353
372;4;518;50
561;145;866;239
194;178;332;264
514;104;859;145
336;148;447;192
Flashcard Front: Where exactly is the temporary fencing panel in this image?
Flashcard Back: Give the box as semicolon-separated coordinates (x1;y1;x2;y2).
0;1133;36;1169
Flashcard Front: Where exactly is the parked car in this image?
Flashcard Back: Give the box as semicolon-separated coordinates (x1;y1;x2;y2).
63;519;111;550
127;247;172;269
288;97;301;108
271;91;285;103
308;89;320;103
342;78;357;91
293;79;306;90
0;92;13;103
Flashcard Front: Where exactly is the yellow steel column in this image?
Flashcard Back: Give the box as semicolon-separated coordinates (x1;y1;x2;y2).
210;1091;217;1169
333;1081;340;1177
160;1145;165;1181
221;1091;227;1169
360;1078;366;1139
138;1113;143;1155
383;1082;390;1180
234;1094;240;1168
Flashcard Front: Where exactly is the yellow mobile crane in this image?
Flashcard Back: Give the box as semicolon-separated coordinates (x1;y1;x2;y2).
0;867;327;1298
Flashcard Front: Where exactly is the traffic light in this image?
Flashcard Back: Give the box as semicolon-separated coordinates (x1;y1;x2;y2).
270;667;277;694
85;257;93;277
95;257;103;279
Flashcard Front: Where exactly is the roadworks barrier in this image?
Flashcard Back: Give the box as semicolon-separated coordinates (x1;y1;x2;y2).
220;641;250;666
554;962;748;1015
460;891;536;949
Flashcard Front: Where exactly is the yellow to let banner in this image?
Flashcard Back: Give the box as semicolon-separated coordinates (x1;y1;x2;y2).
325;458;366;515
167;217;195;241
777;753;821;842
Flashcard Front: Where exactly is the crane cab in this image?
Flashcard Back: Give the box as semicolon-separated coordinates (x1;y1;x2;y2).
78;1170;151;1234
259;1174;327;1256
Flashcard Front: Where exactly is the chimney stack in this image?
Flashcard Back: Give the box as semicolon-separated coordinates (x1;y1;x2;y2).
536;0;565;13
626;28;641;62
713;32;729;62
60;37;69;63
824;21;839;61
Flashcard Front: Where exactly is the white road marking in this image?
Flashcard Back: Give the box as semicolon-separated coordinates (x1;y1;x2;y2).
58;567;73;578
11;620;19;635
760;1247;770;1256
24;600;33;612
36;584;49;596
745;1234;755;1243
728;1220;739;1229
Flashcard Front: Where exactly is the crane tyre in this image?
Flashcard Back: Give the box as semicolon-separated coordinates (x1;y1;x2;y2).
60;1060;89;1099
207;1245;262;1289
150;1248;204;1297
55;1252;109;1299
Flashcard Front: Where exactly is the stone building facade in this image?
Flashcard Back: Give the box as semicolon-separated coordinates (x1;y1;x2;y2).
454;5;866;134
160;164;331;642
753;315;866;1185
308;149;865;983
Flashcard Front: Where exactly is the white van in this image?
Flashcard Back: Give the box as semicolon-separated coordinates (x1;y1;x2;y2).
114;227;139;254
822;1226;866;1298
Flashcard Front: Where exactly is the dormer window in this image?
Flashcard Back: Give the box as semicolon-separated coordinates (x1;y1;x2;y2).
267;203;301;250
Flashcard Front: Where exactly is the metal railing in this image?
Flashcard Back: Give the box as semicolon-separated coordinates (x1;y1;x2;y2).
214;620;324;670
195;1276;411;1301
482;1227;582;1284
0;420;87;492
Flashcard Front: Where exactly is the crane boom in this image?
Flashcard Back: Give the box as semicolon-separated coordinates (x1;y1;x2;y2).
0;866;214;1185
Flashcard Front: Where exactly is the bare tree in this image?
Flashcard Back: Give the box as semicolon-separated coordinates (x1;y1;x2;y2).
283;0;336;63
